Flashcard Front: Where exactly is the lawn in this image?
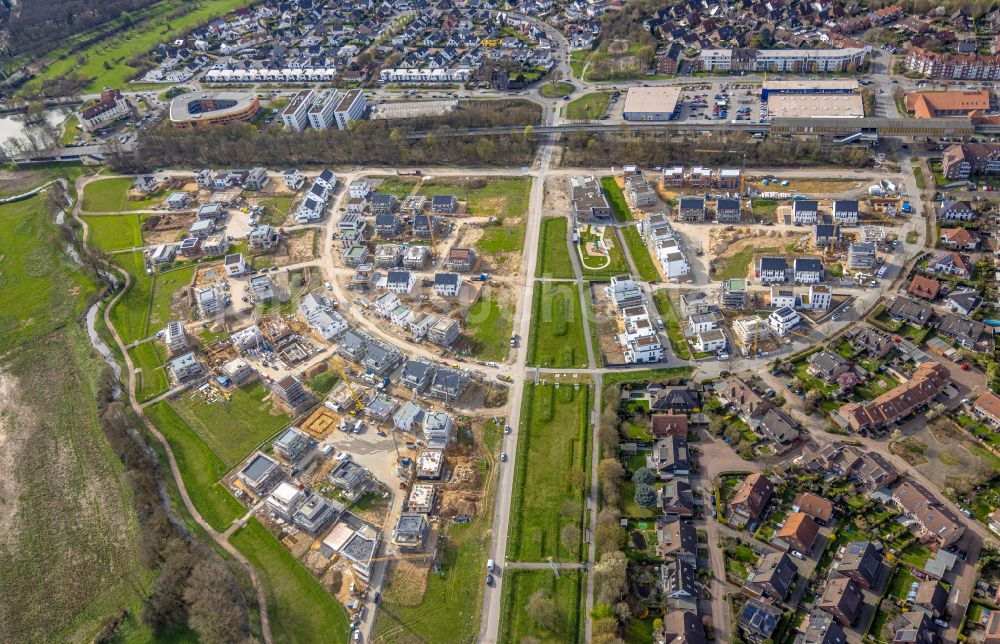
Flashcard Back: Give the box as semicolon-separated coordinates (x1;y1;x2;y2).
171;381;292;467
256;196;295;226
913;166;926;190
886;566;918;600
602;367;694;391
898;542;931;568
565;91;611;120
578;226;630;279
652;291;691;360
26;0;250;94
498;570;584;644
229;519;350;644
144;402;245;532
464;286;513;361
540;81;575;98
374;420;501;643
714;246;780;281
421;177;531;255
622;225;658;282
83;213;144;251
569;50;590;78
0;192;147;643
621;480;659;519
370;176;418;199
751;199;779;223
526;281;589;368
508;383;591;562
129;341;169;402
536;217;576;279
82;177;159;212
600;176;632;222
61;113;81;146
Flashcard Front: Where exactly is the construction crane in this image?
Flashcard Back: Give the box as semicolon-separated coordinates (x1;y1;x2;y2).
329;355;365;411
752;332;759;359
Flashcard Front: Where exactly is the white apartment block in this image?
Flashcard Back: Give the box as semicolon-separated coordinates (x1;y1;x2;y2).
768;307;802;337
282;89;315;132
333;89;367;130
379;68;472;83
308;90;339;129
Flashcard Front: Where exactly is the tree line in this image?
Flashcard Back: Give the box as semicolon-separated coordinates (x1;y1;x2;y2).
561;130;873;169
110;100;543;172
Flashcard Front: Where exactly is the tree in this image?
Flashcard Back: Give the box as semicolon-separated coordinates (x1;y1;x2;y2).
184;560;250;644
599;458;625;506
561;523;581;552
634;482;657;507
594;551;628;605
708;415;726;437
804;388;823;413
631;467;654;485
837;371;861;391
525;589;560;631
141;539;197;632
595;521;626;557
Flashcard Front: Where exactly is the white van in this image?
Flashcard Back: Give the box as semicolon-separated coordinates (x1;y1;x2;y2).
487;559;495;573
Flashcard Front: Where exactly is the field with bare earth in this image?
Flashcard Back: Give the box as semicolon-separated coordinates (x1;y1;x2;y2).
0;192;142;642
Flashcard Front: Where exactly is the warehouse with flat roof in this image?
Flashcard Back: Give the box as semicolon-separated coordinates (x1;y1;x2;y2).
766;93;864;119
760;79;859;100
622;87;682;121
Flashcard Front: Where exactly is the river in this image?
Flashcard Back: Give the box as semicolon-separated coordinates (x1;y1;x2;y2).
0;107;68;148
86;301;122;401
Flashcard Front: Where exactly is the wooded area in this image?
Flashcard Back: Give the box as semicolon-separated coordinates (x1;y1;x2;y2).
111;100;543;171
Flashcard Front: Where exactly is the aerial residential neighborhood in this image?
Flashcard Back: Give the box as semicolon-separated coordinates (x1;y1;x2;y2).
6;1;1000;644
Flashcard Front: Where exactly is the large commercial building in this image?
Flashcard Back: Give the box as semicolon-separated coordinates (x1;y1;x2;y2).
700;48;868;73
79;87;132;132
759;80;859;100
942;142;1000;179
905;90;990;118
169;91;259;128
766;93;864;119
622;86;681;121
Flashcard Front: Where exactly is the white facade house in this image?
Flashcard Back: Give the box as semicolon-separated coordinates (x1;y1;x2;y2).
687;313;718;335
793;258;824;284
802;284;832;311
300;292;348;340
833;200;859;226
768;307;801;337
379;68;471;83
694;329;727;353
349;179;371;200
769;287;796;309
433;272;462;297
385;271;416;295
792;200;819;225
224;253;247;277
759;257;787;284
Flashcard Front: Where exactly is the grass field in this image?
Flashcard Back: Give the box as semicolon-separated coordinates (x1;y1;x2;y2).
82;177;159;212
569;50;589;78
913;166;926;190
171;381;292;467
83;213;144;251
0;164;88;199
498;570;584;643
536;217;576;279
565;92;611;120
144;402;245;532
110;251;195;344
508;383;591;561
375;420;502;643
229;519;350;644
600;176;632;222
370;176;419;199
129;341;169;402
539;81;575;98
421;177;531;255
464;287;513;361
61;113;82;146
622;225;658;282
0;195;97;353
27;0;250;94
0;192;146;642
652;291;691;360
714;245;780;281
526;281;589;368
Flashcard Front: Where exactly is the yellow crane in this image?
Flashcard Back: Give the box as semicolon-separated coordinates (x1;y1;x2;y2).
329;355;365;412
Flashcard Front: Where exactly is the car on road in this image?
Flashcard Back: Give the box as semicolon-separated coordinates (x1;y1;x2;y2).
500;452;507;462
504;424;511;434
790;550;805;560
486;574;494;586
